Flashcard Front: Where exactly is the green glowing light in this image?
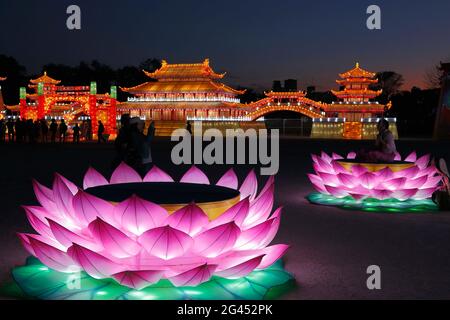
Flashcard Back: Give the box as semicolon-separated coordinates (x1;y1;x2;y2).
5;257;294;300
307;192;438;213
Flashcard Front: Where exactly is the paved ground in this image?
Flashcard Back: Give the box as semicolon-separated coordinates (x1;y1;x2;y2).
0;138;450;299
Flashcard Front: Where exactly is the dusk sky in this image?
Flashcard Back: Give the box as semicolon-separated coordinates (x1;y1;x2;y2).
1;0;450;91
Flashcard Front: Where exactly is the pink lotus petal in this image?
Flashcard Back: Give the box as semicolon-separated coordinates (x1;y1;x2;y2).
414;187;437;200
139;226;193;260
180;166;210;185
349;185;370;196
375;167;394;180
32;179;58;213
216;168;239;190
404;175;428;189
68;244;123;278
392;189;418;201
236;219;273;250
320;152;332;163
215;255;263;279
371;189;393;200
244;183;274;227
110;162;142;184
112;270;163;290
166;203;209;236
360;172;380;189
348;193;367;201
257;244;290;269
55;173;79;195
89;218;141;258
259;208;282;248
143;166;174;183
394;152;402;161
52;174;75;219
169;264;217;287
325;185;349;198
337;173;359;188
382;177;407;191
72;190;115;227
28;235;79;273
394;166;420;179
318;172;341;187
405;152;417;163
83;167;109;190
193;222;240;258
208;198;250;228
311;154;319;164
423;176;442;189
48;219;100;251
315;157;335;174
239;170;258;201
114;195;168;235
416;165;438;178
415;154;431;170
332;153;344;160
347;152;357;159
351;165;369;177
308;174;328;194
332;161;348;174
17;233;36;256
23;206;53;238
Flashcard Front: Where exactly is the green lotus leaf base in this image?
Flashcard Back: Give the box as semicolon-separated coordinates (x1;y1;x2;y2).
2;257;295;300
307;192;439;213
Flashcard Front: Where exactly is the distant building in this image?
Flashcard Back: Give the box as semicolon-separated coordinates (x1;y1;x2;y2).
272;80;283;92
284;79;297;92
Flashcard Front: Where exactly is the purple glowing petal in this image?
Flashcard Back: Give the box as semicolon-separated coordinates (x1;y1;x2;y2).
348;193;367;201
394;166;420;179
382;177;407;191
416;165;438;178
113;195;168;236
413;187;437;200
311;154;319;164
208;198;250;229
315;157;335;174
404;175;428;189
112;270;163;290
216;168;239;190
347;152;357;159
325;185;349;198
405;152;417;163
17;233;36;256
83;167;109;190
371;189;393;200
392;189;418;201
52;174;75;219
423;176;442;189
23;206;53;238
360;172;380;189
89;218;141;258
55;173;79;195
32;179;59;213
166;203;209;236
309;176;328;194
375;167;394;180
259;209;283;248
180;166;210;185
110;162;142;184
244;183;274;227
72;190;115;227
143;166;174;183
332;153;344;160
28;236;79;273
337;173;359;188
235;219;273;250
169;264;217;287
415;154;431;170
394;152;402;161
139;226;193;260
193;222;240;258
47;218;100;251
257;244;290;269
318;172;341;187
239;170;258;201
68;244;124;279
332;161;348;174
351;165;369;177
215;255;264;279
320;152;333;163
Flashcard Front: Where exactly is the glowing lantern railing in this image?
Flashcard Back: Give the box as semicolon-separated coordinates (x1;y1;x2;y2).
10;164;293;300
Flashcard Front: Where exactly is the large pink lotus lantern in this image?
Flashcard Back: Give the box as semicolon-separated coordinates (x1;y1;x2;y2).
307;151;442;212
13;163;292;300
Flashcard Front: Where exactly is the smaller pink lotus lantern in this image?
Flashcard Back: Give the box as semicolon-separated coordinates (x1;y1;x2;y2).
307;151;442;212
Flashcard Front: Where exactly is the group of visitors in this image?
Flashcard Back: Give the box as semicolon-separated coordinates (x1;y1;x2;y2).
113;114;156;176
0;118;107;144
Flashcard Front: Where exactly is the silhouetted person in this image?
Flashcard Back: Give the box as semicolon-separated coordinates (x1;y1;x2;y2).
6;119;14;142
41;119;49;143
49;119;58;143
15;118;23;143
186;121;192;134
113;114;131;169
73;123;80;143
97;120;106;143
86;120;92;141
0;120;5;142
59;119;68;143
